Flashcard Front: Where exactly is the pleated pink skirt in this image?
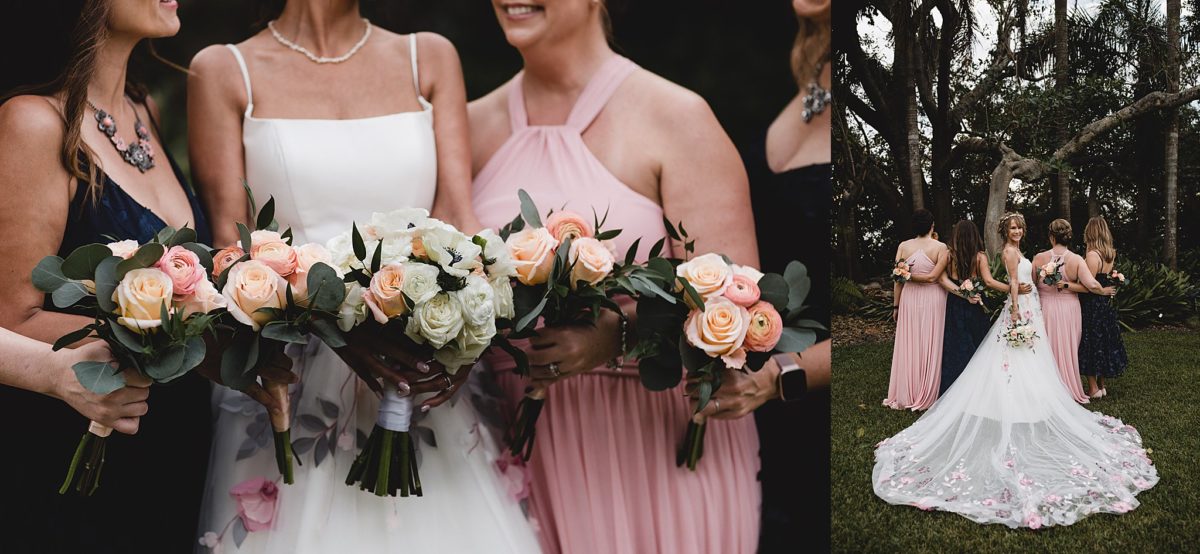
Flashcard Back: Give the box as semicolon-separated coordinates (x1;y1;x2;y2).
885;282;946;410
1039;287;1089;403
492;364;761;554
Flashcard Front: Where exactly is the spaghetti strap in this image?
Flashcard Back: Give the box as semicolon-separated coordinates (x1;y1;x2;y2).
224;44;254;118
565;55;637;132
409;34;431;109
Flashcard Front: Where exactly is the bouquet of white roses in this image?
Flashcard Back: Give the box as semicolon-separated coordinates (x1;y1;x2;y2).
33;226;225;495
328;208;517;497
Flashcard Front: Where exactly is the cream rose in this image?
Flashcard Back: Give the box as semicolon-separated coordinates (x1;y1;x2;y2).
405;292;464;350
213;246;245;278
568;237;615;288
362;263;409;324
676;253;734;303
545;211;593;242
507;227;559;286
455;274;496;328
249;230;298;276
338;282;369;332
155;245;206;300
179;278;227;318
222;260;288;331
743;301;783;352
684;296;751;369
731;264;765;283
115;268;174;333
491;277;515;320
400;262;441;306
106;239;139;260
437;318;496;372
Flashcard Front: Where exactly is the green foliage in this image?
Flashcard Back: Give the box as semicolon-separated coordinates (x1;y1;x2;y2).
1112;261;1198;329
832;277;867;315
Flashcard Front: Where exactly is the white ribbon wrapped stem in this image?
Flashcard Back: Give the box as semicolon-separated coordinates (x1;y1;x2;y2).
377;388;413;432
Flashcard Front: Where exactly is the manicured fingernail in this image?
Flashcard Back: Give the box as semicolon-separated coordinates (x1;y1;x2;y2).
420;404;431;413
397;380;411;395
417;361;431;373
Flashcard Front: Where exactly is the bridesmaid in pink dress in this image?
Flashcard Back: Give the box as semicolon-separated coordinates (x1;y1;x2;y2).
884;209;948;411
1031;219;1089;404
469;2;761;553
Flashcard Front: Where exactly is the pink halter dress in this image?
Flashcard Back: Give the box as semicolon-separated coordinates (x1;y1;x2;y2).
472;55;761;554
884;249;946;410
1036;251;1089;403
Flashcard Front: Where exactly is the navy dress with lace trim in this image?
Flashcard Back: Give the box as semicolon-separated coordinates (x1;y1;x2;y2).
1078;273;1128;378
939;291;991;395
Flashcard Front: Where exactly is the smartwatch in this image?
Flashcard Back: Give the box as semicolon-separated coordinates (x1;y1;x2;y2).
773;353;807;402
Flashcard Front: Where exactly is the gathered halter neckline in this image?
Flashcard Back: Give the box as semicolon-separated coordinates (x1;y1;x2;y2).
225;33;432;122
507;54;636;132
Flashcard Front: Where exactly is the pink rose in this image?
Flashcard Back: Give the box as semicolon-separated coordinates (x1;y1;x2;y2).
685;296;751;368
507;227;559;286
495;455;532;503
545;210;593;242
362;263;409;324
743;301;783;352
229;477;278;532
568;237;615;288
213;246;245;278
287;243;334;306
724;273;761;307
249;230;298;276
156;245;205;300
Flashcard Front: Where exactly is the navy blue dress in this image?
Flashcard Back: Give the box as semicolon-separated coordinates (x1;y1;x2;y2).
1078;273;1128;378
0;143;214;553
939;281;992;395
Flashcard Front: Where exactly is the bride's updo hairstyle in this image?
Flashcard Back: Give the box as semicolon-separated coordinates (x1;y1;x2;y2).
1048;218;1072;245
998;212;1026;243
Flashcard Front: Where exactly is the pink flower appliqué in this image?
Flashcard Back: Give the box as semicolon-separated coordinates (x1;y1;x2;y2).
229;477;279;532
1020;476;1034;487
495;455;532;503
1111;501;1133;513
950;470;967;482
1004;459;1016;469
982;498;995;506
1025;513;1043;529
1044;494;1062;504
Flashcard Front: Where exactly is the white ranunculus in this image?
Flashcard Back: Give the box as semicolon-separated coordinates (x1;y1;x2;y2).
400;262;441;305
455;274;496;328
476;229;516;278
404;292;464;350
337;282;369;332
325;233;361;273
490;277;515;320
420;226;483;278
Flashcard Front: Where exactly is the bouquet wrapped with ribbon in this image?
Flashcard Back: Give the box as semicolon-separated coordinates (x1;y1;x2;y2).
215;197;349;484
629;221;825;470
327;208;517;497
33;226;224;495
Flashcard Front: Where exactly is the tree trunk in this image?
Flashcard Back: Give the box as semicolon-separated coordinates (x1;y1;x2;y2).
1054;0;1071;220
931;0;957;238
838;181;863;281
1165;0;1180;269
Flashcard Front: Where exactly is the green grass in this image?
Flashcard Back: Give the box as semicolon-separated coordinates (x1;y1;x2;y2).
832;330;1200;552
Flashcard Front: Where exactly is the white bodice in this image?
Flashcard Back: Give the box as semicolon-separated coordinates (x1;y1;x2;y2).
1016;256;1033;285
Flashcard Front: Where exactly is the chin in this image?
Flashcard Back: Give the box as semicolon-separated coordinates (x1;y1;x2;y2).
794;0;830;20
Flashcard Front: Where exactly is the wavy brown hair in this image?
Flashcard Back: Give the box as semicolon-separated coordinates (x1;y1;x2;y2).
949;220;983;281
793;8;830;86
1084;216;1116;264
998;212;1026;244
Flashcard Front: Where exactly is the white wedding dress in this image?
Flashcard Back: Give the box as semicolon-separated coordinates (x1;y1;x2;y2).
198;37;540;553
873;255;1158;528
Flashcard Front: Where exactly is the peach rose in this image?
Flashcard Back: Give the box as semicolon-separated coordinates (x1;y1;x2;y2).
106;239;139;260
222;260;287;331
363;263;409;324
568;237;615;288
249;230;297;276
507;227;559;286
723;273;761;307
676;253;733;303
287;243;335;306
684;296;751;369
114;268;174;333
213;246;245;278
179;278;227;318
545;211;593;242
229;477;279;532
744;301;783;352
155;245;205;300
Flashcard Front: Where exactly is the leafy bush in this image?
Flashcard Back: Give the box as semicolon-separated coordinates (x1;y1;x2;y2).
832;276;867;314
1111;261;1198;330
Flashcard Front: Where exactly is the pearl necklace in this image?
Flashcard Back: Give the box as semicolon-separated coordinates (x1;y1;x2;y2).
268;18;372;64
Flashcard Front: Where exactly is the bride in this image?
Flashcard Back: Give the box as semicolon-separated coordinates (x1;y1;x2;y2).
187;1;538;552
873;212;1158;529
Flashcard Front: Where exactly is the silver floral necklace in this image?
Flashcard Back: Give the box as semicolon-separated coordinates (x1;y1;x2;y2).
88;98;155;173
801;60;832;123
268;18;372;64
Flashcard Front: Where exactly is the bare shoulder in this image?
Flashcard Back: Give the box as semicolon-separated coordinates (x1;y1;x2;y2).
620;68;715;128
0;96;64;149
469;79;513;137
189;44;248;101
412;31;458;61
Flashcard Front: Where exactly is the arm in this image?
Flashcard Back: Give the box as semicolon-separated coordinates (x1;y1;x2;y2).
980;252;1031;294
188;45;253;248
1064;253;1113;295
419;34;482;234
694;339;832;421
891;245;904;318
909;246;947;283
938;271;961;294
1002;247;1021;321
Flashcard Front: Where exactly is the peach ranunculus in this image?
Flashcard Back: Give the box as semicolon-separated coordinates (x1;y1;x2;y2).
362;263;409;324
723;273;761;307
222;260;287;331
744;301;783;352
249;230;298;276
545;210;593;242
676;253;734;303
507;227;559;286
684;296;751;369
213;245;246;278
114;268;174;333
106;239;139;260
155;245;206;300
568;237;615;288
229;477;279;532
179;278;227;318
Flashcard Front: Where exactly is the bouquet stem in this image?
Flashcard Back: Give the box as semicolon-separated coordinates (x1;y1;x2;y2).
676;419;707;471
346;389;422;497
506;386;546;461
59;421;111;496
266;380;294;485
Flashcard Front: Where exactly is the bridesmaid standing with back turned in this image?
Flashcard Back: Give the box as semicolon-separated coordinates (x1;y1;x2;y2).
884;209;947;410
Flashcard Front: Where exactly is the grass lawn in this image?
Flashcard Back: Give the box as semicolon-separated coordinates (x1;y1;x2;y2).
831;329;1200;552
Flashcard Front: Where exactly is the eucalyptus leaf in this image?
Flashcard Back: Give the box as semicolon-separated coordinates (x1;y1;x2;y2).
518;189;542;228
109;320;147;352
51;282;90;308
144;344;186;381
94;256;121;312
261;322;308;344
783;261;811;312
61;244;113;280
220;334;255;391
637;355;682;391
515;296;547;332
156;226;177;244
774;328;817;354
309;318;346;348
32;256;69;293
72;361;126;395
115;243;165;280
678;337;712;372
167;226;197;247
308;263;345;312
757;273;790;312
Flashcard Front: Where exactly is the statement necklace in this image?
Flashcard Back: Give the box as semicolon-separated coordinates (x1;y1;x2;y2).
802;61;832;123
88;98;155;173
268;18;372;64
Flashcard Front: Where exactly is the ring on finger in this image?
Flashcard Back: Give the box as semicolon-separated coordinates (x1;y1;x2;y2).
548;362;561;378
713;398;722;413
441;374;454;390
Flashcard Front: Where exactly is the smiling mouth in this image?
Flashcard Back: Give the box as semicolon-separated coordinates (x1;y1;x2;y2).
503;4;544;17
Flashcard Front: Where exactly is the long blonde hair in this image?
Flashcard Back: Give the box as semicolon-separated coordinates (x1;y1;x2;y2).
792;9;829;86
1084;216;1116;263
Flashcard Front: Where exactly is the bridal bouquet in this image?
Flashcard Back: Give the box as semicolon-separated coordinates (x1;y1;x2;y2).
892;261;912;283
1039;260;1065;287
1002;317;1040;349
327;208;516;497
629;222;825;470
216;197;349;485
33;227;224;495
495;190;674;461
